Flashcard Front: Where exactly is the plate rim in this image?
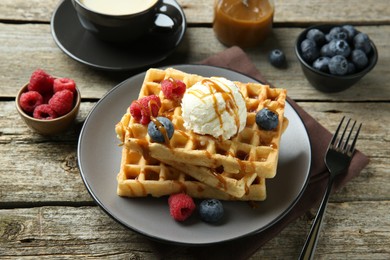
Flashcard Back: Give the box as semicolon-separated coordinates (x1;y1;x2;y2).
50;0;187;71
77;64;312;245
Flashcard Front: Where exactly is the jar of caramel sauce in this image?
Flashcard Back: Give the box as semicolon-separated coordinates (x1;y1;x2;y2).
213;0;274;48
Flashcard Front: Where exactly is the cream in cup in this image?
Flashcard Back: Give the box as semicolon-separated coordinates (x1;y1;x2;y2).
72;0;183;43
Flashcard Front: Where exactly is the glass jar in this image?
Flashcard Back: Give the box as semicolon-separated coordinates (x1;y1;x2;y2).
213;0;274;48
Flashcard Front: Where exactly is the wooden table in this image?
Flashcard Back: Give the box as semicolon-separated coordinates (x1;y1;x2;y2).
1;0;389;258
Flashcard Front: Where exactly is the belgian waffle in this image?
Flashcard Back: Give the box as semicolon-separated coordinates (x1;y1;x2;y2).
117;146;266;201
115;68;287;199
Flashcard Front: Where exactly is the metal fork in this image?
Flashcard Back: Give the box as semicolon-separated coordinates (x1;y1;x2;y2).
299;117;362;260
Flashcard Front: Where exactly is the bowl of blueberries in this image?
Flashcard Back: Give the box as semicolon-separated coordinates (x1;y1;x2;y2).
295;24;378;92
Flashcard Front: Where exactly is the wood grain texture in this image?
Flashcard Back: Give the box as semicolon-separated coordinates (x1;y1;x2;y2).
0;24;389;101
1;101;389;204
1;1;389;259
1;0;389;24
0;202;389;259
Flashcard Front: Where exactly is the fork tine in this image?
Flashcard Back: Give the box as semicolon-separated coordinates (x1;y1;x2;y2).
330;116;345;146
349;122;362;154
343;120;356;151
337;118;351;148
301;118;361;260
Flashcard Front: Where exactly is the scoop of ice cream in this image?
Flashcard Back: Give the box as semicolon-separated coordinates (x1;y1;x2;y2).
181;77;247;140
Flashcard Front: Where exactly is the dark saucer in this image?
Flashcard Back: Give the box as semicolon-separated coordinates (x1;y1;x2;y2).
50;0;186;71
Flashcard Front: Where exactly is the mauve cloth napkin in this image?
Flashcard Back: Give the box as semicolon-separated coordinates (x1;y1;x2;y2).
150;46;369;259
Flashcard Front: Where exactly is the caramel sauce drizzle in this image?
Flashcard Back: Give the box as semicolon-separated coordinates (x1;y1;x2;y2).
187;89;207;104
136;99;171;147
187;78;242;137
150;116;170;147
177;181;187;193
149;99;172;147
177;130;190;139
245;183;250;195
197;184;205;193
167;77;179;89
138;179;147;196
212;165;228;191
213;171;228;191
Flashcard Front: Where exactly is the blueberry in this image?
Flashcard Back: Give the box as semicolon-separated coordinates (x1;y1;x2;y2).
328;55;348;75
320;43;333;57
347;62;356;75
342;25;357;41
306;28;326;45
268;49;286;68
354;32;372;54
312;57;330;73
326;27;349;42
300;39;319;63
335;31;348;41
351;49;368;70
255;108;278;130
328;39;351;57
199;199;224;223
147;117;174;143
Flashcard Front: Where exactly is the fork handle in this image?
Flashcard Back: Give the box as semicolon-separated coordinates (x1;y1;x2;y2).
299;178;334;260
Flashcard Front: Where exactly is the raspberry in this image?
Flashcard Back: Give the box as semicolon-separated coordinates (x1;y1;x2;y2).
168;193;196;222
42;93;52;104
129;95;161;125
28;69;54;94
19;91;43;114
161;78;186;101
53;78;76;93
48;90;74;116
33;104;58;120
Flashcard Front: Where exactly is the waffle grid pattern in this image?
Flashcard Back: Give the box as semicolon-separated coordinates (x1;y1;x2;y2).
116;68;287;200
117;146;266;200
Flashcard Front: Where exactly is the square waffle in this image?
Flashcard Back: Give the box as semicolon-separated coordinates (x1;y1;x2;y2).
116;68;287;199
117;146;266;201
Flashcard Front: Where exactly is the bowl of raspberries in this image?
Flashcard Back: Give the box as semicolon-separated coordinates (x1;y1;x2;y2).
295;24;378;92
16;69;81;135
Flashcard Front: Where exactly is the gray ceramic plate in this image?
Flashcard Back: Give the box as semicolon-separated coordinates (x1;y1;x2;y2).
78;65;311;245
51;0;186;71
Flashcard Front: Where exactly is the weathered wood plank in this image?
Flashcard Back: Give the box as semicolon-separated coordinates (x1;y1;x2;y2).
1;101;389;205
181;0;390;25
0;206;156;259
0;0;59;22
0;0;389;25
0;24;388;101
1;1;388;259
0;101;93;205
0;139;93;205
253;201;390;259
298;102;390;203
0;202;389;259
172;26;389;102
0;23;118;100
